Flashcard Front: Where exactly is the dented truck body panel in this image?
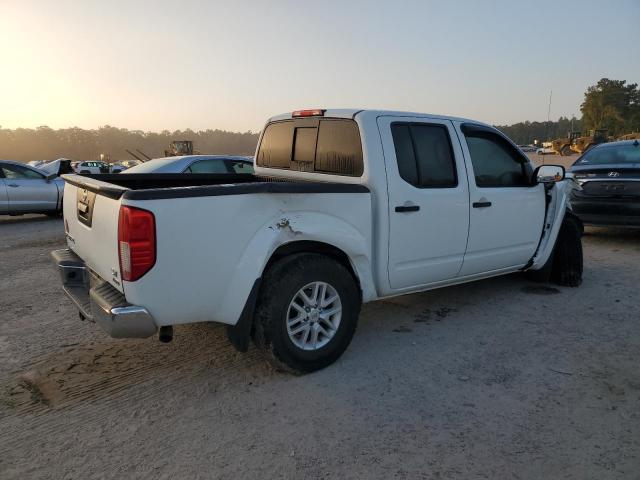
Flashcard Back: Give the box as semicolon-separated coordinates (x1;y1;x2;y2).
119;192;374;327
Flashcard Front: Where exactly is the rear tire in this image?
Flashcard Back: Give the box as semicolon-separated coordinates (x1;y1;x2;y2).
253;253;360;374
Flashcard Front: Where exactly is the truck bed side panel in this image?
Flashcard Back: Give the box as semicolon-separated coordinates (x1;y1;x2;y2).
122;191;373;327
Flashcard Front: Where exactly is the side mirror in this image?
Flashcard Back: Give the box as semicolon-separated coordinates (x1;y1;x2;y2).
533;164;565;184
45;173;57;182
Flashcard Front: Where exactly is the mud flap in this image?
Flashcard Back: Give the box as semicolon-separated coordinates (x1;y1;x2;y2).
226;278;262;352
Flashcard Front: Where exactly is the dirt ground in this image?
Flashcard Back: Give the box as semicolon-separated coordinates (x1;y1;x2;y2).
1;213;639;479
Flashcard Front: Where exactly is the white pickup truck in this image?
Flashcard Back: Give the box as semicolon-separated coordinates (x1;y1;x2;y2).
52;109;582;373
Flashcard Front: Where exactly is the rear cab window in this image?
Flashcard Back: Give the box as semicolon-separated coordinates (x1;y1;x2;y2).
257;118;363;177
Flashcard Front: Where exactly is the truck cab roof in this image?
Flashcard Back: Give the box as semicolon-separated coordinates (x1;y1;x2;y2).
268;109;487;126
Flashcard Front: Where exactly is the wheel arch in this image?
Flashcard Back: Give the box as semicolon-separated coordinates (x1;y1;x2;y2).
265;240;363;302
225;212;375;353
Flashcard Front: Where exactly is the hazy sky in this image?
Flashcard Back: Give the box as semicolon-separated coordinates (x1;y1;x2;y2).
1;0;638;132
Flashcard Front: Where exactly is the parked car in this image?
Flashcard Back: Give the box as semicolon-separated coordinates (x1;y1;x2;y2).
75;161;110;174
122;155;254;174
37;158;74;177
536;147;555;155
0;160;64;215
109;163;128;174
118;160;142;169
518;144;537;152
569;139;640;227
52;109;582;373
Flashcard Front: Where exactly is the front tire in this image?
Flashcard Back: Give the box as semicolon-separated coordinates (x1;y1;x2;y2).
551;214;583;287
253;254;360;374
524;213;583;286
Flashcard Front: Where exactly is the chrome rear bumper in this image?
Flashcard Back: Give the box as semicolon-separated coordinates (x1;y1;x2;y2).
51;249;157;338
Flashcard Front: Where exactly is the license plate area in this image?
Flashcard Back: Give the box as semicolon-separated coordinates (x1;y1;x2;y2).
582;181;640;197
77;188;97;227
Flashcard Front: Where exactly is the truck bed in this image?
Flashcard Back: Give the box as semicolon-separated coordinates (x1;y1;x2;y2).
62;173;368;200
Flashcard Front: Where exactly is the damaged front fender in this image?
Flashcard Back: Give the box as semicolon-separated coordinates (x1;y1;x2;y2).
528;180;574;270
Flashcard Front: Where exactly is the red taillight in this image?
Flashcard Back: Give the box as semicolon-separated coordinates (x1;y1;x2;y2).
118;206;156;282
292;109;325;117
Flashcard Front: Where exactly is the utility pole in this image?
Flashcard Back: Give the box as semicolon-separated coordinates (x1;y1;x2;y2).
542;90;553;165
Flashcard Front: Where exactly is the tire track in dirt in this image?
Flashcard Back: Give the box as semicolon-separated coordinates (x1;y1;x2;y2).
0;323;274;455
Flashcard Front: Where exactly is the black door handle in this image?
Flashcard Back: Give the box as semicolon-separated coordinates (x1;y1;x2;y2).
395;205;420;212
472;201;492;208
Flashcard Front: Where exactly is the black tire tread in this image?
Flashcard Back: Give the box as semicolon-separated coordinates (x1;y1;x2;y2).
253;253;360;374
551;214;583;287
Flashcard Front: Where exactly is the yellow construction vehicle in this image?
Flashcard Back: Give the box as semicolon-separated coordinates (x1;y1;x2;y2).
551;131;582;156
571;129;608;154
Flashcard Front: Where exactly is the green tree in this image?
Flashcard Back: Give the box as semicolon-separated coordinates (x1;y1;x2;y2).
580;78;640;136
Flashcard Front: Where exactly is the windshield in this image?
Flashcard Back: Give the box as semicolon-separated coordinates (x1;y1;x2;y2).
123;157;181;173
575;143;640;165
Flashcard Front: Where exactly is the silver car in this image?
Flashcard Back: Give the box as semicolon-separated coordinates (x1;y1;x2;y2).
0;160;64;216
123;155;254;174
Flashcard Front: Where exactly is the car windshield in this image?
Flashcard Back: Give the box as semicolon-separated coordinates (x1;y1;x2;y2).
123;157;183;173
575;143;640;165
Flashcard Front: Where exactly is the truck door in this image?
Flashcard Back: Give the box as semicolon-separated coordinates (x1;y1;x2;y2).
455;123;545;276
378;116;470;290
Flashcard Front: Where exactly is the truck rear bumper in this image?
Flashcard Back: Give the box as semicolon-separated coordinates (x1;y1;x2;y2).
51;248;157;338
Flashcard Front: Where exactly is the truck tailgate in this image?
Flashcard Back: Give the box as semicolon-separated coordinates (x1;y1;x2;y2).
63;180;124;293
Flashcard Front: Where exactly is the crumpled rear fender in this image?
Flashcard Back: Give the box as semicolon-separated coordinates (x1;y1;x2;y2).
216;211;375;326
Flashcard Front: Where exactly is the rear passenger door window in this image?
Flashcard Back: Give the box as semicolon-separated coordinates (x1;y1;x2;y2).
391;123;457;188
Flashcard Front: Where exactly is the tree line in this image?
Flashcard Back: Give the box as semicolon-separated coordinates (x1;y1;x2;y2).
1;78;637;162
0;125;259;163
499;78;639;144
496;116;583;145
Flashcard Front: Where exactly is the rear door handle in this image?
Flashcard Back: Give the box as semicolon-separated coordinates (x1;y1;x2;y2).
395;205;420;213
472;201;492;208
7;183;19;188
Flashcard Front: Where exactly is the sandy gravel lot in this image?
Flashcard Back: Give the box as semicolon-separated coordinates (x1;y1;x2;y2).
0;213;639;479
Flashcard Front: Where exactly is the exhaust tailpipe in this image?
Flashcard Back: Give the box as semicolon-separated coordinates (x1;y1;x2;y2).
159;325;173;343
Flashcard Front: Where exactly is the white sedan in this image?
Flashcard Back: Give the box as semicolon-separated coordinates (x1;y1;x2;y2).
536;147;555;155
